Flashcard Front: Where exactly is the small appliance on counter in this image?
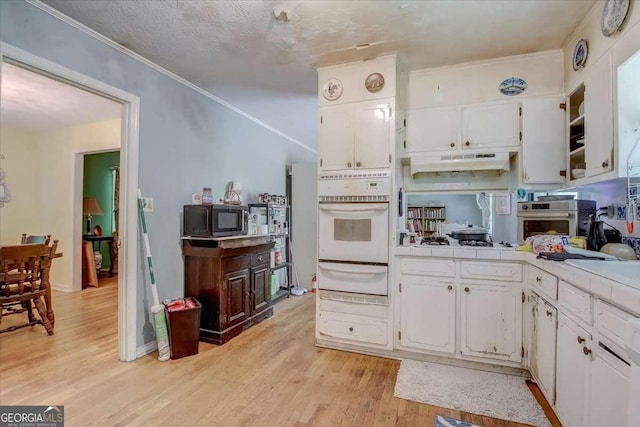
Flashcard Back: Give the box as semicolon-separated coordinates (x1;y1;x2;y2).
182;204;248;238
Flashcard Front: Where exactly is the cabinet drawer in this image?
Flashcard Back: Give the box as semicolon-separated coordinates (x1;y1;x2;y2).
317;311;388;346
528;266;558;300
460;261;522;282
399;258;455;277
319;296;388;319
251;251;270;266
595;299;637;351
223;255;250;272
559;281;592;324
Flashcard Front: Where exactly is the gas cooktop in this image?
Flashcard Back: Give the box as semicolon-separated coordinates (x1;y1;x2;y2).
459;240;494;247
420;236;450;246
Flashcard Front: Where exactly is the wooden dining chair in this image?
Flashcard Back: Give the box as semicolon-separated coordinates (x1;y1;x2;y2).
0;240;58;335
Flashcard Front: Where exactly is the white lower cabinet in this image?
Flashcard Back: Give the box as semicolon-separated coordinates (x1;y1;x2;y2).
587;344;630;427
460;283;522;362
399;277;456;354
556;313;591;427
530;293;557;405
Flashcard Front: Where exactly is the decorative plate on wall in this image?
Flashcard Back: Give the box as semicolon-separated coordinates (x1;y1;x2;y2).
572;39;588;71
601;0;630;37
498;77;527;96
365;72;385;93
322;78;343;101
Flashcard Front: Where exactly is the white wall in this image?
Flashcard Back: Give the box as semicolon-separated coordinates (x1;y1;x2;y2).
0;126;38;243
0;119;121;290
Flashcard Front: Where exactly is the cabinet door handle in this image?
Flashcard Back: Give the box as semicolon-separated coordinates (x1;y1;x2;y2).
577;336;585;344
536;276;542;282
356;161;362;167
450;142;455;148
546;310;553;317
465;141;471;147
464;287;470;293
348;326;354;332
583;347;592;356
347;162;352;168
447;285;453;291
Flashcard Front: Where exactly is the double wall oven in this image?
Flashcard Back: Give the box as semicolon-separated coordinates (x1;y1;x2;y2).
317;171;391;296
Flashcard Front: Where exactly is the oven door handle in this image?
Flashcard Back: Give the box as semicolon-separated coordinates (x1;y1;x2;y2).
318;264;387;275
319;204;388;213
517;212;573;218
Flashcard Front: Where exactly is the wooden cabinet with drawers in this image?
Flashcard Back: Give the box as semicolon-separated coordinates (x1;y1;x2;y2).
182;238;274;345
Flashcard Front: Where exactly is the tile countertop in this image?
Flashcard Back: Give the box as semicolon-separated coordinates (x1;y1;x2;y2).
395;245;640;317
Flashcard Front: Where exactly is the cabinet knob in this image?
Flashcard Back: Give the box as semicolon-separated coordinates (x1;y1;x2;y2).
348;326;354;332
356;161;362;167
577;336;585;344
447;285;453;291
450;142;455;148
347;162;352;168
258;255;263;261
602;160;609;168
583;347;592;356
546;310;553;317
465;141;471;147
464;287;470;293
536;276;542;282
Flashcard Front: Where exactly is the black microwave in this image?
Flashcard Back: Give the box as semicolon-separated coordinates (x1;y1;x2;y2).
183;204;248;238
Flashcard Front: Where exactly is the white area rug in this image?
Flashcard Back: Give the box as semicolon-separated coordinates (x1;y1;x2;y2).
394;360;551;427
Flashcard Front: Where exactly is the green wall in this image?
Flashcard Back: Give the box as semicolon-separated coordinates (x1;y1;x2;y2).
83;151;119;269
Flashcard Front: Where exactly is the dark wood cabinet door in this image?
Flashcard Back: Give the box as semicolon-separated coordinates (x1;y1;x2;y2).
223;269;249;329
251;265;271;315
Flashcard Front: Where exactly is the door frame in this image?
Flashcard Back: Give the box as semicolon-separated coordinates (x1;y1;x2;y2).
0;42;140;362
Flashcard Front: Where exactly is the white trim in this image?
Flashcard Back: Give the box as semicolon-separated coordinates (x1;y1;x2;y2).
136;340;158;358
0;42;140;362
24;0;316;155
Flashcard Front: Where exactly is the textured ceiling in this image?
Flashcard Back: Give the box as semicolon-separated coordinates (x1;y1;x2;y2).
41;0;597;149
1;62;121;132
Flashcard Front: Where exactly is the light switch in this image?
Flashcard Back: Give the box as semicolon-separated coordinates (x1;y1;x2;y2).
142;197;153;212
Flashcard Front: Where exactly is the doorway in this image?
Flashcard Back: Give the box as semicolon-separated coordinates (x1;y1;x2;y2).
0;42;140;361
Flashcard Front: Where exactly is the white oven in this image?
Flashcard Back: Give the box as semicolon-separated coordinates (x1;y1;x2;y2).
317;171;391;295
317;262;388;295
318;202;389;263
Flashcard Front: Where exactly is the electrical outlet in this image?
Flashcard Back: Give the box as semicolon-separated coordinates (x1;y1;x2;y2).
142;197;153;212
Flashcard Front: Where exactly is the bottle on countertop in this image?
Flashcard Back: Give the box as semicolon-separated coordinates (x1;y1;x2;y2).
202;187;213;205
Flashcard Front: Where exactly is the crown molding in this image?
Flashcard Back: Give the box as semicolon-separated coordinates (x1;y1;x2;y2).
23;0;316;155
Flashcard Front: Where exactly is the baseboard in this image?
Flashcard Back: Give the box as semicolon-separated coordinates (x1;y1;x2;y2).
136;341;157;359
51;284;73;292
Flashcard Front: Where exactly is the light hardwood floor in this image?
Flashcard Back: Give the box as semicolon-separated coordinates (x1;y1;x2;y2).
0;282;557;427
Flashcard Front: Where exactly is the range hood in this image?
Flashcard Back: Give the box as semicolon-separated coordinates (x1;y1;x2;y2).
410;152;510;176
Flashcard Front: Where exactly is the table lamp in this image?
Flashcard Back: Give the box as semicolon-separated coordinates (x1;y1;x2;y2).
83;197;103;235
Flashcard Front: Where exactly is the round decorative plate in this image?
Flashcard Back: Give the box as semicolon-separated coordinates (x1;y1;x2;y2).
601;0;630;37
322;78;343;101
498;77;527;96
572;39;588;71
365;72;385;93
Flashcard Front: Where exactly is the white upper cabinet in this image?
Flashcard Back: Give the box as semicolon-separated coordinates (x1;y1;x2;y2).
319;99;391;171
354;101;392;169
461;103;520;150
460;282;522;362
318;104;355;171
521;96;566;184
399;277;456;354
405;102;520;154
583;52;613;177
405;107;458;152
